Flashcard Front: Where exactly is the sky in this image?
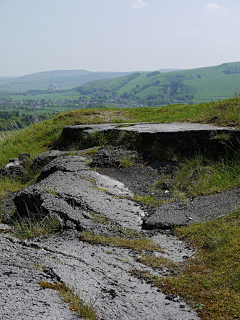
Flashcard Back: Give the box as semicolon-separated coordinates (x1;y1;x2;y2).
0;0;240;76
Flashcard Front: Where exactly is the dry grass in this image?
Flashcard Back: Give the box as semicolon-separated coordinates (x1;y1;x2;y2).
79;231;164;253
12;212;61;239
39;281;98;320
135;253;178;269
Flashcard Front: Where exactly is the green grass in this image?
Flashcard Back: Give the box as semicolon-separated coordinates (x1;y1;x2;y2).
39;282;98;320
90;213;113;225
132;195;173;207
119;155;135;168
79;62;240;103
11;212;61;239
0;97;239;197
153;150;240;198
137;208;240;320
79;231;164;253
135;253;176;269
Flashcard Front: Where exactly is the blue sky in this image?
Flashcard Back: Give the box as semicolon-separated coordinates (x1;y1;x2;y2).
1;0;240;76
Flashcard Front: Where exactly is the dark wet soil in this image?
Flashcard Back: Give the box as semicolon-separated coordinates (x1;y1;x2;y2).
98;165;159;196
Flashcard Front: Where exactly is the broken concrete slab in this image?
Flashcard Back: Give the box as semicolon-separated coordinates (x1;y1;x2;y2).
60;122;240;158
17;231;200;320
62;122;240;143
31;150;67;170
142;188;240;230
0;234;81;320
0;160;24;178
14;156;145;231
0;231;200;320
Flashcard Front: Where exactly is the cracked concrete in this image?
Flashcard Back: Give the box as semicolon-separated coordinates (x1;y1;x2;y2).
1;151;202;319
1;232;199;320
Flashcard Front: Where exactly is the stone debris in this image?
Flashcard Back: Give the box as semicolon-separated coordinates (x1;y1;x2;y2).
0;153;30;178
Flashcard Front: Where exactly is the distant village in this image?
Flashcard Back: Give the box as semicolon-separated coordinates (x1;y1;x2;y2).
0;95;146;113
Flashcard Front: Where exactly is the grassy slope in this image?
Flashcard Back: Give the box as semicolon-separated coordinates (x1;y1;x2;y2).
9;90;82;102
80;63;240;103
1;96;240;168
0;96;239;195
0;70;131;91
1;98;240;319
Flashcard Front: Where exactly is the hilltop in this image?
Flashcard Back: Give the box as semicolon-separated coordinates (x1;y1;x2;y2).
0;69;183;92
76;62;240;105
0;70;132;91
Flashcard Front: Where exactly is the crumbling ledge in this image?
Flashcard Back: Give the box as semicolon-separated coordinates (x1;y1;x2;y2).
61;122;240;156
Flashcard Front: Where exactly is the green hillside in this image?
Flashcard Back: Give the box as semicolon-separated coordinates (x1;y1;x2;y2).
0;76;16;83
76;62;240;105
0;70;132;92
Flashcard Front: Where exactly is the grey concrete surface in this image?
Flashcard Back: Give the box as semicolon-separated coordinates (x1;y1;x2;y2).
14;156;144;231
0;235;82;320
2;153;202;319
143;189;240;229
61;122;240;143
0;232;200;320
117;122;235;133
4;143;238;319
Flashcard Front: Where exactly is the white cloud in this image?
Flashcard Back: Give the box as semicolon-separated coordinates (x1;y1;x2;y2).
206;3;228;13
131;0;148;9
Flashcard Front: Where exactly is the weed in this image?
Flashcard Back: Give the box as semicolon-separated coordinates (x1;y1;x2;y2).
119;156;135;168
90;213;113;226
93;186;108;192
42;183;57;196
11;212;61;239
39;281;98;320
132;195;173;207
121;259;129;263
135;253;177;269
79;231;164;253
79;147;99;156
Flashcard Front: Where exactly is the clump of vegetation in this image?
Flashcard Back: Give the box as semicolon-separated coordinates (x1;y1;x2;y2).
132;194;173;207
42;183;57;195
90;213;113;225
134;208;240;320
135;253;177;269
79;231;164;253
39;281;98;320
11;212;61;239
154;150;240;198
119;155;135;168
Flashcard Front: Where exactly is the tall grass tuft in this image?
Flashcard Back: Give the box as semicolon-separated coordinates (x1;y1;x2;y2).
12;211;61;239
172;151;240;196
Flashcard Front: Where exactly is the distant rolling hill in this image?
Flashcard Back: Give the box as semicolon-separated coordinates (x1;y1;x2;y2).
0;70;133;92
0;76;16;83
75;62;240;105
0;69;183;92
